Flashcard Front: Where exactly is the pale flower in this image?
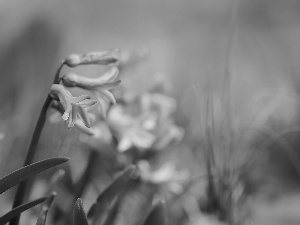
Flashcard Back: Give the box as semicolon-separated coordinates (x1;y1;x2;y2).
140;93;184;150
108;105;155;152
61;67;121;117
107;91;184;152
50;84;98;128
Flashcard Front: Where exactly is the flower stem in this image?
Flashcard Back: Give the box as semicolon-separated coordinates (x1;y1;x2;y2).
9;62;65;225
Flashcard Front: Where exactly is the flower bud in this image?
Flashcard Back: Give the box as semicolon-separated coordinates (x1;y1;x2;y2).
64;49;119;67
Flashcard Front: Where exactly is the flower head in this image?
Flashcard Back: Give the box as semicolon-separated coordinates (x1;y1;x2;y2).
108;104;155;152
50;84;97;128
107;92;184;152
61;67;121;118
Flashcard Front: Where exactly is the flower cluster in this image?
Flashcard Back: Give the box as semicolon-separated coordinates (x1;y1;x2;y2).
61;67;120;118
69;59;184;153
50;48;189;202
50;84;98;128
50;50;121;128
107;92;184;152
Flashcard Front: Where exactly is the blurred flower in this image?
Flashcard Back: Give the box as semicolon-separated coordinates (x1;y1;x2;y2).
50;84;97;128
108;92;184;152
140;93;176;120
108;104;155;152
64;49;119;67
61;67;121;118
154;121;185;150
137;160;189;194
141;94;184;149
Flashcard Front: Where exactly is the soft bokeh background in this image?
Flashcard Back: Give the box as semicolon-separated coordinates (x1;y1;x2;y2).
2;0;300;224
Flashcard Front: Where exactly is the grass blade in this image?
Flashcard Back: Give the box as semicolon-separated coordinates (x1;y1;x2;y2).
0;157;69;194
73;199;89;225
36;192;56;225
0;197;47;224
87;165;136;219
143;201;167;225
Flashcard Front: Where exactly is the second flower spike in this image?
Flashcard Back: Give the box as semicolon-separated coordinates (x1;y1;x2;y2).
50;84;98;128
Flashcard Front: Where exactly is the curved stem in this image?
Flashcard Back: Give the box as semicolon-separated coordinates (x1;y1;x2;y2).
9;62;65;225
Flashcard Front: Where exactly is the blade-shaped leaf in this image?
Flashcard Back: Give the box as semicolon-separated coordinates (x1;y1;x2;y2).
143;201;167;225
102;190;124;225
0;197;47;224
73;198;89;225
87;165;136;219
0;157;69;194
36;192;56;225
107;180;154;225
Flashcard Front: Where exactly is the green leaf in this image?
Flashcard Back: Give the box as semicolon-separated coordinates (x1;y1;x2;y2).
87;165;136;219
36;192;56;225
0;197;47;224
0;157;69;194
108;180;154;225
73;198;89;225
143;201;167;225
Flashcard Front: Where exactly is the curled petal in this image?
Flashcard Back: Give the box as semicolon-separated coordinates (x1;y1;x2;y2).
96;97;108;118
64;49;119;67
94;91;117;118
98;90;117;104
50;85;73;115
99;67;120;82
61;69;120;91
95;80;121;91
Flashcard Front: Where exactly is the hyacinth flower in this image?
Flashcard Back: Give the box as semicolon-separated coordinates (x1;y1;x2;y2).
107;91;184;152
140;93;184;149
108;104;155;152
50;84;98;128
61;67;121;118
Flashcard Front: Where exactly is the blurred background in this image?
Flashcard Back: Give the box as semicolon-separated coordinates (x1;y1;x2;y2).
2;0;300;224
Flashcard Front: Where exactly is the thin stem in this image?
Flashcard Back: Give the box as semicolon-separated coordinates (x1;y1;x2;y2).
10;62;65;225
222;0;240;180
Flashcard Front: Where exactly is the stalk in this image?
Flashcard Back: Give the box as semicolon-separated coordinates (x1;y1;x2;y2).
9;62;65;225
